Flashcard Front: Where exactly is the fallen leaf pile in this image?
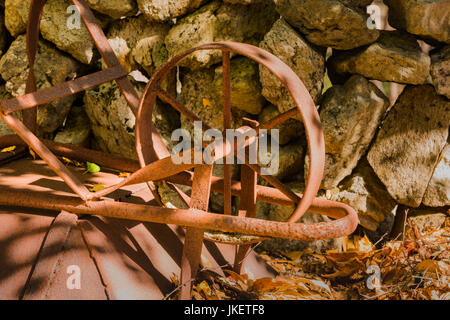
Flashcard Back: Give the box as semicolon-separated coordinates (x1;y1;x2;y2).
184;218;449;300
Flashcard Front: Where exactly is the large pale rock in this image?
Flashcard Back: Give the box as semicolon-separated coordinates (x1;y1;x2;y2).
5;0;109;64
54;106;91;147
258;104;304;145
179;64;249;133
213;57;266;115
367;85;450;207
422;144;450;207
384;0;450;44
431;46;450;99
330;160;397;232
107;15;170;75
84;79;179;159
275;0;379;50
407;209;449;234
328;31;431;85
259;182;343;253
259;18;325;114
165;0;278;70
0;35;80;134
308;75;389;189
137;0;207;22
86;0;137;19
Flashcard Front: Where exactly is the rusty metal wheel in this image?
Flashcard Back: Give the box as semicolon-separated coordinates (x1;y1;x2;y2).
136;41;326;227
135;42;357;298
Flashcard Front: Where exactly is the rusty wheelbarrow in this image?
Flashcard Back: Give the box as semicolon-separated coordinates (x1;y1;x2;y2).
0;0;358;300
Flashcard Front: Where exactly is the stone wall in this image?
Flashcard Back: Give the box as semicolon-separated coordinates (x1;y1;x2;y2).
0;0;448;251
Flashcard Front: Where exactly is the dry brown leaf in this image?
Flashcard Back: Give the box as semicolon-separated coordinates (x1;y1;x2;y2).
1;146;16;153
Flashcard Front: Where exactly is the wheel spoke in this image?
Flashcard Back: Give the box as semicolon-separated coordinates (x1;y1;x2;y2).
245;162;301;205
179;164;214;300
0;112;91;200
259;107;298;131
222;50;233;216
233;164;258;273
156;87;211;131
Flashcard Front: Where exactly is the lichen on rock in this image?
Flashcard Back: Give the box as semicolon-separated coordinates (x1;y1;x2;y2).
107;15;170;75
84;79;180;159
328;31;431;85
259;18;325;115
431;45;450;99
275;0;380;50
165;0;278;70
384;0;450;44
367;85;450;207
0;35;80;134
306;75;389;190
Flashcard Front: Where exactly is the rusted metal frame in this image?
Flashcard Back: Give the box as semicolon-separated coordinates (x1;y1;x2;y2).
259;108;298;131
233;165;258;272
155;88;211;131
93;127;256;200
70;0;140;113
0;66;128;114
0;188;358;240
0;113;91;200
222;50;233;217
0;134;141;173
7;0;133;202
137;41;325;229
23;0;46;133
179;165;214;300
0;132;335;213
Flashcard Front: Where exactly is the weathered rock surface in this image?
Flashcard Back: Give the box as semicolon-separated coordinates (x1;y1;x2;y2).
224;0;263;4
86;0;137;19
431;46;450;99
422;144;450;207
328;31;431;85
259;140;305;181
54;106;91;147
107;15;170;75
0;35;80;134
258;104;304;145
307;75;389;189
137;0;207;22
165;0;278;70
330;160;397;232
407;209;449;234
384;0;450;44
367;85;450;207
84;79;179;159
0;11;7;56
275;0;380;50
40;0;99;64
179;65;248;133
259;18;325;114
213;57;266;115
259;181;343;253
5;0;109;64
0;86;16;136
4;0;31;37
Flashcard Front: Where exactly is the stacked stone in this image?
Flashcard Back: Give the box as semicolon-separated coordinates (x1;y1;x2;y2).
0;0;447;252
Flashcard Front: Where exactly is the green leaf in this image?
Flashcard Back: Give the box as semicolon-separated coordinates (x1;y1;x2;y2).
86;162;101;173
